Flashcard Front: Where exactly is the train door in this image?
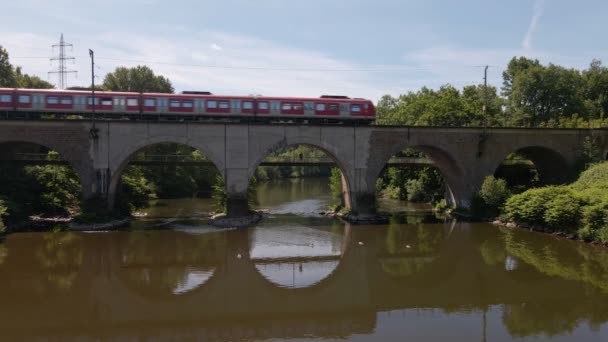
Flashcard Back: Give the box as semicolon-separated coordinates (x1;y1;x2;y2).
113;97;126;113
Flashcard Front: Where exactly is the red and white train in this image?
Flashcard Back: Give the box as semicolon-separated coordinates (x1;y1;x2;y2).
0;88;376;124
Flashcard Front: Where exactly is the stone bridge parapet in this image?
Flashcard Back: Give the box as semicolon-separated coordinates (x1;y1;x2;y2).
1;120;606;216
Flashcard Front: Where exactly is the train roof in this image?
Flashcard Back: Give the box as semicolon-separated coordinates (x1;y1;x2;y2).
1;88;373;103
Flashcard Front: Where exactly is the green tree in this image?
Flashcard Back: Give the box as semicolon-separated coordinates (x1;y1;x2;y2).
0;45;16;87
503;57;584;126
103;65;174;93
0;46;54;89
582;59;608;125
15;67;54;89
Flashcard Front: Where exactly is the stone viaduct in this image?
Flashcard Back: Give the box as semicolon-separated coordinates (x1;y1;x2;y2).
1;119;607;216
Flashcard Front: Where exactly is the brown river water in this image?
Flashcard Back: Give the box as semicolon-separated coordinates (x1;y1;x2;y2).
1;178;608;341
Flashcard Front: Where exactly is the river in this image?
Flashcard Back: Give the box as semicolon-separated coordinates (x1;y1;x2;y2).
1;177;608;341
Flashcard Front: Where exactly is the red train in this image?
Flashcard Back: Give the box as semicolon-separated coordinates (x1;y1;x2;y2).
0;88;376;124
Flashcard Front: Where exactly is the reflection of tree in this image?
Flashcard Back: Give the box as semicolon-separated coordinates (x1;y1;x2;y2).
497;229;608;337
381;222;446;277
0;244;7;265
120;232;226;296
35;232;83;291
503;230;608;292
503;300;608;338
479;237;507;267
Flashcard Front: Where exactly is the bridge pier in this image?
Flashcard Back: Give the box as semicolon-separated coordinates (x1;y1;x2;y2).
225;168;252;218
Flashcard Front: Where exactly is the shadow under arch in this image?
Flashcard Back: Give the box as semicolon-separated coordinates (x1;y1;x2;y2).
108;139;225;208
493;145;570;185
248;142;354;209
0;140;87;204
0;140;87;200
372;144;465;207
248;223;353;291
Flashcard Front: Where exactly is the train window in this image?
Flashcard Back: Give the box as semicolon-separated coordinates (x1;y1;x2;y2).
351;104;361;112
101;98;112;106
329;104;339;112
293;103;303;111
47;96;59;104
315;103;326;111
0;95;10;102
207;100;217;109
127;98;138;106
87;97;100;105
258;102;269;110
243;101;253;110
60;97;72;105
19;95;31;103
170;100;180;108
281;103;292;111
271;101;280;110
182;100;193;108
231;100;241;109
144;98;155;107
304;102;314;111
219;101;229;109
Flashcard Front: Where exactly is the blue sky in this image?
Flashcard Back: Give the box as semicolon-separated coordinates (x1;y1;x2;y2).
1;0;607;101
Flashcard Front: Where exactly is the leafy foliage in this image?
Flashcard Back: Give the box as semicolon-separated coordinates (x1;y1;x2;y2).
503;162;608;242
0;45;54;88
103;65;174;93
0;199;7;232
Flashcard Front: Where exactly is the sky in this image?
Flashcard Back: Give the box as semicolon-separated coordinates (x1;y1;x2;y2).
1;0;607;101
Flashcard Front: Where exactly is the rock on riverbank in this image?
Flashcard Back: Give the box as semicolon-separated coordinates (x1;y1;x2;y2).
208;211;264;228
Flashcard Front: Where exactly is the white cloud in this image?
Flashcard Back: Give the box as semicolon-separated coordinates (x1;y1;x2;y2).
522;0;545;50
2;30;413;101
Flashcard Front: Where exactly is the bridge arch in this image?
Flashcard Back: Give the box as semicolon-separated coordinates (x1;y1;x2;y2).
368;144;466;208
491;145;571;186
0;140;93;198
248;140;355;211
107;139;225;209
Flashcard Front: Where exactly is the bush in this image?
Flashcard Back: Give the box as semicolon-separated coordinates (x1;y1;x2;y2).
504;186;568;225
405;179;425;202
116;166;157;214
0;199;7;233
479;176;510;210
329;168;343;201
597;227;608;244
543;193;582;232
572;162;608;191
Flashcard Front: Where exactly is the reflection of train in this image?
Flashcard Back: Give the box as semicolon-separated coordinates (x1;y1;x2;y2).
0;88;376;124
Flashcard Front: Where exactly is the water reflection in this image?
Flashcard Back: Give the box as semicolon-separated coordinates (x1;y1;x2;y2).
2;189;608;340
256;178;334;215
250;221;344;288
118;231;225;297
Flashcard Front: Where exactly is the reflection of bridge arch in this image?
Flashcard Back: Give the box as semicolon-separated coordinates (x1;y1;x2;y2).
116;230;227;300
249;224;352;290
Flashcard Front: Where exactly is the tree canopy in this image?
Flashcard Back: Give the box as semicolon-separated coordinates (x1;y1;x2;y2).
378;56;608;128
102;65;174;93
0;46;53;89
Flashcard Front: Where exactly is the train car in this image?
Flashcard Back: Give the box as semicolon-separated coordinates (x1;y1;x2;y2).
0;88;376;124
